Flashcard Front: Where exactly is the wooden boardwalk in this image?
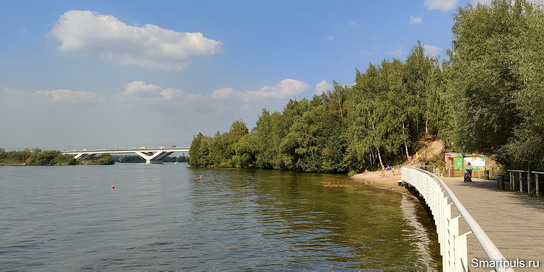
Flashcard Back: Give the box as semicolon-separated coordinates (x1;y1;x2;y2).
441;177;544;271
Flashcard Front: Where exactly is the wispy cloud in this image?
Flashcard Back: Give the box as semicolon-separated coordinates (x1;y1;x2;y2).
35;89;98;102
423;44;441;57
388;46;405;58
327;35;335;41
49;10;223;71
121;79;310;104
0;79;311;149
424;0;459;11
350;21;361;29
410;16;423;24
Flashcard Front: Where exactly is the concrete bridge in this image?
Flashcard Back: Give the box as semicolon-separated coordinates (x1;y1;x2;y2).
62;146;189;164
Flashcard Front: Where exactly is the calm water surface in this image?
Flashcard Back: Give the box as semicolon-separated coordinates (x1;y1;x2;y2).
0;164;441;271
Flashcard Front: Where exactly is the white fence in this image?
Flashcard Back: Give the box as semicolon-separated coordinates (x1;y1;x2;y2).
507;170;543;197
401;167;513;272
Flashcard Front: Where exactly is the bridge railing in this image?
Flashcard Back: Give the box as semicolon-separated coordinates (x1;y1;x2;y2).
401;167;513;272
507;169;543;197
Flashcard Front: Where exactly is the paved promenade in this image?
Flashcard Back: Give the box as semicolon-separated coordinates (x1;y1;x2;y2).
441;177;544;271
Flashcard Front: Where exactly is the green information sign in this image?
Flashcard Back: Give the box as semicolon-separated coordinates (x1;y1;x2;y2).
453;156;486;171
454;157;463;171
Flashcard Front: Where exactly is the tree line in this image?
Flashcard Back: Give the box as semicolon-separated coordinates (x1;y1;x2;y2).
189;39;445;173
0;148;115;166
190;0;544;172
0;148;77;166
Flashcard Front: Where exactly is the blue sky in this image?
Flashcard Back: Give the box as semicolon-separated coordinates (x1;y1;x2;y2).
0;0;483;150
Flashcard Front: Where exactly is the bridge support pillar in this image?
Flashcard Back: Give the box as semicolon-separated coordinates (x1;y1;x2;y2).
135;151;174;164
74;153;95;160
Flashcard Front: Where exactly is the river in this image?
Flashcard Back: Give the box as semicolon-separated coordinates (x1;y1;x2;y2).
0;164;441;271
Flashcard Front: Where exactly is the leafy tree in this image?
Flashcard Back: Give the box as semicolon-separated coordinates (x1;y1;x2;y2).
449;0;526;155
188;133;205;167
97;153;115;165
506;2;544;168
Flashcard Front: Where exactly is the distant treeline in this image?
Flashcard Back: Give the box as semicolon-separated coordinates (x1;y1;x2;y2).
189;0;544;172
0;148;76;166
0;148;114;166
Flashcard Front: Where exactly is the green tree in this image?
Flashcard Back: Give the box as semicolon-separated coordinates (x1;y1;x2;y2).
97;153;115;165
506;2;544;168
449;0;527;155
188;133;205;167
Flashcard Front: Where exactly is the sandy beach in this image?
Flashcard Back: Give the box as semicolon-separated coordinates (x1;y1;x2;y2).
350;170;408;194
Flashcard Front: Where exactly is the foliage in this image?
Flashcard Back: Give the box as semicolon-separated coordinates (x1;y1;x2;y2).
189;43;445;172
189;0;544;172
0;148;77;166
448;0;544;169
96;153;115;165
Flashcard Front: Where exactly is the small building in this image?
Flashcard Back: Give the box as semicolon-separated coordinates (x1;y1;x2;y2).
444;153;491;177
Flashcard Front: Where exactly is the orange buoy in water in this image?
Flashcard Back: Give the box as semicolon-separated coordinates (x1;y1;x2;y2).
111;185;115;189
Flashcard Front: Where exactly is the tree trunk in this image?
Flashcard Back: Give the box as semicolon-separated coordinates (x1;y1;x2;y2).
404;141;410;161
402;122;410;161
425;119;428;135
376;147;385;170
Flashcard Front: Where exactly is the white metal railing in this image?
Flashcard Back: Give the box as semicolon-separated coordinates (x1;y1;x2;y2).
507;169;542;197
401;167;514;272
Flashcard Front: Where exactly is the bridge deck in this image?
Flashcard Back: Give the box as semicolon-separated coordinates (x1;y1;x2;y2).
442;177;544;271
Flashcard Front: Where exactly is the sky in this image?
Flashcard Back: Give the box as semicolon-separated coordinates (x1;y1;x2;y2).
0;0;508;150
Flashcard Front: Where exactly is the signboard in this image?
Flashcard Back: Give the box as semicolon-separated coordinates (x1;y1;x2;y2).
454;157;464;171
453;156;485;171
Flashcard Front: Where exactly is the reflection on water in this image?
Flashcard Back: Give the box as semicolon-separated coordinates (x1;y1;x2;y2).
400;195;441;271
0;164;441;271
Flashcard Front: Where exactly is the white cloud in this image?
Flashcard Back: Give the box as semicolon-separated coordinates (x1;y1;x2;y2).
423;44;442;57
248;79;309;100
424;0;459;11
315;80;333;95
35;89;98;102
350;21;361;29
121;81;201;105
410;16;423;24
327;35;335;41
123;79;309;104
123;81;163;97
50;10;223;70
0;79;310;150
211;79;309;102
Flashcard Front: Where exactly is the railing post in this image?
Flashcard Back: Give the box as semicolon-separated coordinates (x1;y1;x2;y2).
519;172;523;193
536;174;541;197
527;170;532;196
450;216;460;271
509;171;514;191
